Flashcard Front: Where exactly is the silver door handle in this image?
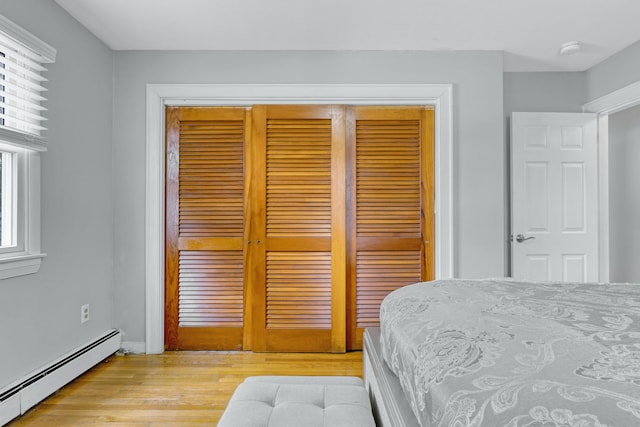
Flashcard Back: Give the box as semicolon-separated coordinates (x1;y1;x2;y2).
515;234;536;243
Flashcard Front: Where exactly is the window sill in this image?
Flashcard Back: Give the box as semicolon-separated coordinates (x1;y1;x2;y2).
0;253;46;279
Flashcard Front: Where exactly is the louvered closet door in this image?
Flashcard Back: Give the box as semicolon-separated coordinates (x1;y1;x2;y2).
346;106;434;349
165;107;247;350
248;105;346;352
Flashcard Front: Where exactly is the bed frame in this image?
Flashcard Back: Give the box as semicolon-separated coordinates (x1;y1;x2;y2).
363;328;421;427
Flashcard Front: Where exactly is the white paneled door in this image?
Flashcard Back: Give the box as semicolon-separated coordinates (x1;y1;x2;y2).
511;112;598;282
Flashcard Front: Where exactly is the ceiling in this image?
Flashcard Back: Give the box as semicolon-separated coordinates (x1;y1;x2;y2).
53;0;640;72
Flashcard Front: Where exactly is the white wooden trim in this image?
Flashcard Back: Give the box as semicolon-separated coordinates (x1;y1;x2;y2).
582;79;640;282
583;80;640;116
0;255;42;279
145;86;165;355
0;128;46;152
597;115;610;282
145;84;454;354
0;149;45;280
0;13;56;63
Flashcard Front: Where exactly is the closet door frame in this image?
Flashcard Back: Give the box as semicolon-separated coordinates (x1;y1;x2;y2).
145;84;453;354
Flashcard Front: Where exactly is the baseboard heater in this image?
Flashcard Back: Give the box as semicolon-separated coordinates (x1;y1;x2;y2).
0;329;121;426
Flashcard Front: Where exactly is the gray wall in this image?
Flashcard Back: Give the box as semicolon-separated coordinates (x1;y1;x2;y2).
112;50;506;342
504;72;586;116
586;41;640;102
608;105;640;282
0;1;114;388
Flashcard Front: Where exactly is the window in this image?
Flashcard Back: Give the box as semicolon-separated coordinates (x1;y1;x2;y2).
0;14;55;279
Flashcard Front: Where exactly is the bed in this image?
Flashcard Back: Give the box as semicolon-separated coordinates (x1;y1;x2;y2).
363;278;640;427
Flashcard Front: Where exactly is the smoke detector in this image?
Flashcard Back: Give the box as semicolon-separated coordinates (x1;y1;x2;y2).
559;41;582;56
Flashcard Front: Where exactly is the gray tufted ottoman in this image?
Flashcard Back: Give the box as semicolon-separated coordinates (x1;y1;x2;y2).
218;376;376;427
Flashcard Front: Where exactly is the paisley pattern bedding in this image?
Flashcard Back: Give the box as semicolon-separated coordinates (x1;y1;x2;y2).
379;279;640;427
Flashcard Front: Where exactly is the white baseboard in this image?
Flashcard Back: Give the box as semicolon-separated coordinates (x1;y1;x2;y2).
0;329;121;426
120;341;146;354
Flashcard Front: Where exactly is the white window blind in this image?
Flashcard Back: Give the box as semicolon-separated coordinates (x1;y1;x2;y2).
0;14;56;151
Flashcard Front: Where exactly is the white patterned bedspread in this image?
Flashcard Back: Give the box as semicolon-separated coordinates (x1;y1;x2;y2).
379;278;640;427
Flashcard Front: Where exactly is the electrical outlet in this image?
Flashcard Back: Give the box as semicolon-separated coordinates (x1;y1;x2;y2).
81;304;90;324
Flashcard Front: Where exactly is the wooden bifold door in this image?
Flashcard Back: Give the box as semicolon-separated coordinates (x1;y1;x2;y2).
165;105;433;352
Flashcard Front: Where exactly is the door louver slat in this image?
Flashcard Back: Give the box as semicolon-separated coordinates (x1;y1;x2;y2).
266;119;332;238
179;120;245;238
265;117;333;329
179;251;244;327
356;251;421;328
356;120;421;237
266;252;332;329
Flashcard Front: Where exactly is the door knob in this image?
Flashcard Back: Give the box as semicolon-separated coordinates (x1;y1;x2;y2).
515;234;536;243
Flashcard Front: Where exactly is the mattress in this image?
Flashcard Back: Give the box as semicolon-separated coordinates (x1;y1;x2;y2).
379;278;640;427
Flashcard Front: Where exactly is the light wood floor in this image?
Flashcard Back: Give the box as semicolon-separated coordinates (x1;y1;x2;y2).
8;351;363;427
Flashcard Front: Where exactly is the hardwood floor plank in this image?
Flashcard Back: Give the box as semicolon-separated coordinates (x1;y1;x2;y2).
8;351;363;426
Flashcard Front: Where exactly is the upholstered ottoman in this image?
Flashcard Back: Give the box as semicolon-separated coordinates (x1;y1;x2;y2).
218;376;375;427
